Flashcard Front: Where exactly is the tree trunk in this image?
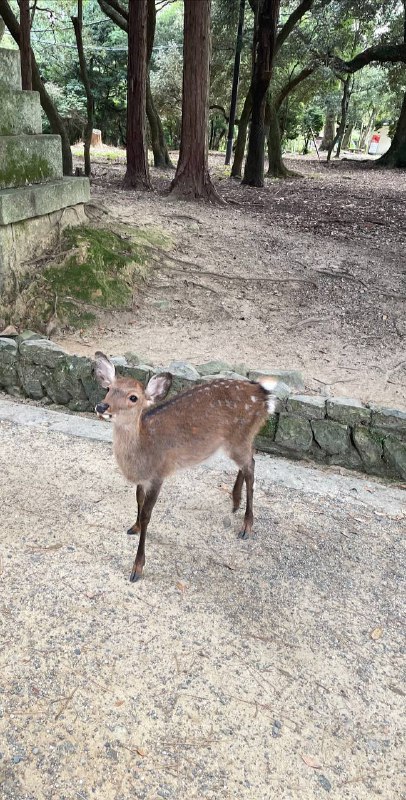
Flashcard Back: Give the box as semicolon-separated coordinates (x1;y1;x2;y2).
225;0;246;165
265;98;289;177
341;123;353;150
359;107;375;151
327;77;351;161
72;0;94;177
377;91;406;168
320;105;336;150
146;75;172;168
230;89;252;178
0;0;72;175
242;0;281;187
123;0;151;189
19;0;31;90
170;0;221;202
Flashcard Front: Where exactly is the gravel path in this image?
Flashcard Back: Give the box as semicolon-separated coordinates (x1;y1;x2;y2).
0;403;404;799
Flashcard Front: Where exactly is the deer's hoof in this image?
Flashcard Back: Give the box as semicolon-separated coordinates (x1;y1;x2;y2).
129;571;143;583
127;526;140;536
238;529;254;540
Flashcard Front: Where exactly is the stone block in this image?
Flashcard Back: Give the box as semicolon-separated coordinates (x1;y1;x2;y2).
312;419;350;455
275;413;313;451
19;338;66;369
0;88;42;136
370;405;406;434
0;48;21;91
0;361;19;390
0;177;90;225
352;426;384;472
286;394;326;419
247;368;305;392
17;362;52;399
257;414;278;442
326;397;371;425
0;336;18;364
383;437;406;480
18;330;44;344
196;360;232;376
0;135;63;190
168;361;200;381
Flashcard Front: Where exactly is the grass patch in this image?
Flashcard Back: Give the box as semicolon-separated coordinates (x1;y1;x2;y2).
1;222;170;332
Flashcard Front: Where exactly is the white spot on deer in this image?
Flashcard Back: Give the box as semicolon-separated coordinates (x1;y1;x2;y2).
244;404;250;410
251;395;257;402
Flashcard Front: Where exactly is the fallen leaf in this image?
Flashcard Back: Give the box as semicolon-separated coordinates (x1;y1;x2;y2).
301;753;322;769
114;700;124;707
370;627;383;640
176;581;187;592
136;746;147;757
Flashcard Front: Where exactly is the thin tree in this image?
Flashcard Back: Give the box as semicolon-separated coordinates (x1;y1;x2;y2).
169;0;221;201
19;0;31;90
242;0;281;186
123;0;151;189
225;0;246;165
72;0;94;177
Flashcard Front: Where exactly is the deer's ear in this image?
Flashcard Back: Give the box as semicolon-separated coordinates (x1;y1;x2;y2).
145;372;172;403
94;351;116;388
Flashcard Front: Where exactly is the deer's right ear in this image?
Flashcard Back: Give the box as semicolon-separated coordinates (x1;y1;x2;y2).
94;351;116;388
145;372;172;403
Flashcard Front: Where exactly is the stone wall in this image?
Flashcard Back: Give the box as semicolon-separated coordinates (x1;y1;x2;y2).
0;331;405;482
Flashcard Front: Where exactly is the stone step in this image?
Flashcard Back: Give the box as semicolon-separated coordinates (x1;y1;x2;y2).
0;87;42;136
0;134;63;190
0;176;90;225
0;47;22;91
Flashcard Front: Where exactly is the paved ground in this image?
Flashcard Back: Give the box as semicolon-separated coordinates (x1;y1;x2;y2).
0;399;405;800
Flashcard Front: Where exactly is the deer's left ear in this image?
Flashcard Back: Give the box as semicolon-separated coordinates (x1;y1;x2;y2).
94;351;116;388
145;372;172;403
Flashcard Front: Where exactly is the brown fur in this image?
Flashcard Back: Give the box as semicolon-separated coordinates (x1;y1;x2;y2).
94;353;271;582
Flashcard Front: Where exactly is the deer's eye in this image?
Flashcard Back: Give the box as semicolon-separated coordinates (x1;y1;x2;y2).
129;395;138;403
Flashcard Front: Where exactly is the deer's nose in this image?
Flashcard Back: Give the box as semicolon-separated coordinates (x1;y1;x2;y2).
95;402;110;415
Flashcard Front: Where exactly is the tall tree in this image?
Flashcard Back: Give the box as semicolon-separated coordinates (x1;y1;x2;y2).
242;0;281;186
71;0;94;177
170;0;221;201
225;0;246;165
0;0;72;175
97;0;172;167
123;0;151;189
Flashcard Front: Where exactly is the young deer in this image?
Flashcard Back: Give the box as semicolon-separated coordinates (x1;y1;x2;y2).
94;351;277;582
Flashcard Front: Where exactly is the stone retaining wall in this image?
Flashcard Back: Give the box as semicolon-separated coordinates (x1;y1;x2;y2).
1;332;405;481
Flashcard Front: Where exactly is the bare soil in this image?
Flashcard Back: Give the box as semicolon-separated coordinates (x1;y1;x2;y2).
0;410;405;799
56;153;406;410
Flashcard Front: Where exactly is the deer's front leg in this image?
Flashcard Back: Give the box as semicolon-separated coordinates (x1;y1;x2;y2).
127;485;145;535
129;481;162;583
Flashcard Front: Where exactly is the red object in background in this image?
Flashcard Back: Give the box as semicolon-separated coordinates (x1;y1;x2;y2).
371;134;381;143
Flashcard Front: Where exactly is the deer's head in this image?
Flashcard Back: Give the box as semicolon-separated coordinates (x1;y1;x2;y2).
94;351;172;421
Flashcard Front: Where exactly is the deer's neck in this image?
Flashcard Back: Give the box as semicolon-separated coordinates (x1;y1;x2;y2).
112;411;146;484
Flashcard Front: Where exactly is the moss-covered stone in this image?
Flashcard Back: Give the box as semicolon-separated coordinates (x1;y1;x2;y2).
352;426;384;472
275;413;313;451
312;419;350;455
326;397;371;425
258;414;278;441
286;395;327;419
0;135;62;190
383;437;406;479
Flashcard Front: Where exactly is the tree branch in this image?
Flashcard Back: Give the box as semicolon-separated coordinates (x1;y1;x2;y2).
96;0;127;31
276;64;315;108
333;43;406;73
275;0;313;55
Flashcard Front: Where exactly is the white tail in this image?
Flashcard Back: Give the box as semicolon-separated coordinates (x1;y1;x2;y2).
94;352;278;582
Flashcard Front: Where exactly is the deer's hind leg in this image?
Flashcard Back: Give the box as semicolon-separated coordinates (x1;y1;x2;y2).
229;447;256;540
127;485;145;535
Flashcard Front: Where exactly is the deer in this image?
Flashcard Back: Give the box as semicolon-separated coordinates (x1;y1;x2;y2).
94;351;278;583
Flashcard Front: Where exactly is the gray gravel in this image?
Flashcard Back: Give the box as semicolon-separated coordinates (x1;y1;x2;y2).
0;400;405;799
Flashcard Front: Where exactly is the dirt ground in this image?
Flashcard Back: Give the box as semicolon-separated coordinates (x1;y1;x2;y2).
55;152;406;411
0;403;405;800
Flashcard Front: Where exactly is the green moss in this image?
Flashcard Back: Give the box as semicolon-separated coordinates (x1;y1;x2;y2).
259;414;278;440
1;221;172;332
0;146;53;189
43;226;148;309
